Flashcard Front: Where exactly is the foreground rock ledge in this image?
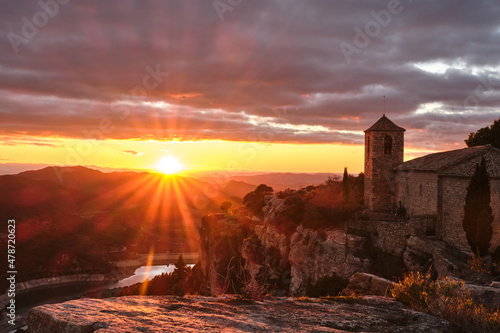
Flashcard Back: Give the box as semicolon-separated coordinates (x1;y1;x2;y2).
28;295;448;333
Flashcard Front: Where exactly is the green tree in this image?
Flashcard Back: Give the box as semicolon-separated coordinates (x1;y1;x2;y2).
342;167;349;203
171;254;188;295
254;184;273;195
462;157;494;257
465;117;500;149
243;184;273;216
172;254;187;280
220;201;232;214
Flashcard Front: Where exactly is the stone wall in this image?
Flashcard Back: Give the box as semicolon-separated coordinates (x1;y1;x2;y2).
349;215;436;257
394;171;500;253
349;218;410;256
364;132;374;209
371;221;411;256
395;171;438;217
491;179;500;250
410;215;437;237
441;176;500;252
364;131;404;212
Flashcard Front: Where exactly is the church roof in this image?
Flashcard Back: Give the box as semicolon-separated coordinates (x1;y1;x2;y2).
396;144;500;178
364;115;406;133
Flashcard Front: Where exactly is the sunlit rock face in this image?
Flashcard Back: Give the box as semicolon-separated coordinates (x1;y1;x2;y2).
198;213;253;295
199;196;374;297
27;295;449;333
251;196;372;296
288;226;371;295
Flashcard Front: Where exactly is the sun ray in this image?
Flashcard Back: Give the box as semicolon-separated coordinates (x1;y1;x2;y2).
170;176;198;251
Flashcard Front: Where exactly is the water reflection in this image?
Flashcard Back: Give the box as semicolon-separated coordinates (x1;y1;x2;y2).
113;264;194;288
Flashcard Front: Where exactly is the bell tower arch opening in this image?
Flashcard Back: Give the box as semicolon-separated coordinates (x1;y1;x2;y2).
384;135;393;154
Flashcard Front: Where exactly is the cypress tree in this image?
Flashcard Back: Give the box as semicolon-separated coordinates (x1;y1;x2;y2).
173;254;187;281
171;254;188;295
342;167;349;203
462;157;494;257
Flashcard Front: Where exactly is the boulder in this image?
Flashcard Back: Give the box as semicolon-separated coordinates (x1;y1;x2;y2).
27;295;449;333
490;281;500;289
464;283;500;307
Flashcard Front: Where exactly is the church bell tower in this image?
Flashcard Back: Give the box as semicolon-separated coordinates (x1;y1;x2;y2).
364;115;405;212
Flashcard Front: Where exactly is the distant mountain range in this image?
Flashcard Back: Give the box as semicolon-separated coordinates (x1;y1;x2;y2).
1;167;340;227
1;167;341;226
2;166;257;224
0;166;261;284
0;166;345;285
198;172;341;192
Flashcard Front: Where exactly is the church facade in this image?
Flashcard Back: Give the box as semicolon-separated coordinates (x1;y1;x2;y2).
364;115;500;253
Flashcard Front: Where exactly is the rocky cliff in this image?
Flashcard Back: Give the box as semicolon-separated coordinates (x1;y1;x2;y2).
198;213;256;295
199;196;376;296
27;295;449;332
199;193;498;298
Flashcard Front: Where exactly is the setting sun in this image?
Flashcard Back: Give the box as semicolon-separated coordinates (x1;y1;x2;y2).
157;156;183;175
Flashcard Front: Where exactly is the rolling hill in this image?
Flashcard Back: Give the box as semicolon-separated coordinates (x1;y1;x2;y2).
0;166;256;286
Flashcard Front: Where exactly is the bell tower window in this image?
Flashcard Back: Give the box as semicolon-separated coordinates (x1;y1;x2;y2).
384;135;392;154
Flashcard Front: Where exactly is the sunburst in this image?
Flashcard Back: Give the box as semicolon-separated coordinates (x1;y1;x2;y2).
157;156;183;175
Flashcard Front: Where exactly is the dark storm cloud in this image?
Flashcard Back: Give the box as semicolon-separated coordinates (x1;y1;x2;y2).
1;0;499;149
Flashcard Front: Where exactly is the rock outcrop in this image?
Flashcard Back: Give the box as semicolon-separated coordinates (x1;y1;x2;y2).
288;226;371;295
198;213;252;295
402;236;486;281
464;283;500;307
27;295;449;333
342;272;395;296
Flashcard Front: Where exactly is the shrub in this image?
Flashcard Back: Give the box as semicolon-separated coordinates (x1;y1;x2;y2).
391;271;436;311
276;188;294;199
281;194;306;223
245;176;364;233
392;271;500;333
467;255;491;274
220;201;232;214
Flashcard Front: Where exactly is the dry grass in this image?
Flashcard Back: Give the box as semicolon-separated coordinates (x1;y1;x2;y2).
391;271;500;333
467;255;491;274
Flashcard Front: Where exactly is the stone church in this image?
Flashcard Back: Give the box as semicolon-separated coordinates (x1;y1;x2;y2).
364;115;500;253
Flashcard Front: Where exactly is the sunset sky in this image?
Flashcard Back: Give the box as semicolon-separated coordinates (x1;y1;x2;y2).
1;0;499;175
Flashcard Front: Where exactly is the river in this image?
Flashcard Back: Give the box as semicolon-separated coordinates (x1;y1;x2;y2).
109;264;195;288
